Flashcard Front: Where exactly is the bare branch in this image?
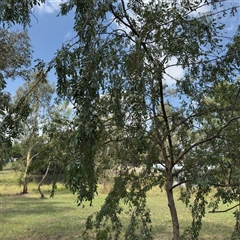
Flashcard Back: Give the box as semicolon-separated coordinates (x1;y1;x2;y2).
209;204;240;213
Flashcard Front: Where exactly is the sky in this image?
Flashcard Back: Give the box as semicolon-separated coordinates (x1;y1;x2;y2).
5;0;240;98
6;1;75;96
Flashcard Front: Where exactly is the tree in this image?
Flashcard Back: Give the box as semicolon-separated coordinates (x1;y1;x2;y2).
51;1;240;239
0;27;32;170
39;101;75;198
0;28;31;80
13;72;54;194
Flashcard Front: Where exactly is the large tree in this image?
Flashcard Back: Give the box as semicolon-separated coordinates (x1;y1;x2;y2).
52;1;240;239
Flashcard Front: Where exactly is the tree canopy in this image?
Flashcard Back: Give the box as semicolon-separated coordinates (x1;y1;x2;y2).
0;27;32;170
52;1;240;238
0;0;45;27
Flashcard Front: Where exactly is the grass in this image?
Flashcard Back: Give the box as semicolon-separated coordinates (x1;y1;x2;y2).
0;165;237;240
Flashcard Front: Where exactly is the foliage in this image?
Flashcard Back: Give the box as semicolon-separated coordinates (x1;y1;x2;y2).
10;141;22;159
195;80;240;238
0;28;32;170
0;0;45;27
12;72;54;193
48;1;240;239
231;210;240;239
0;28;31;80
41;101;75;197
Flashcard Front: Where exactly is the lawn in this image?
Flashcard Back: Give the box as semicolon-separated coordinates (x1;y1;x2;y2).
0;166;236;240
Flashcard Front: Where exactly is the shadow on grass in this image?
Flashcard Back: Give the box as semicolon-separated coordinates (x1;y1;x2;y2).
1;188;236;240
1;192;235;240
0;170;12;174
151;219;234;239
1;194;78;220
199;218;235;239
1;193;104;240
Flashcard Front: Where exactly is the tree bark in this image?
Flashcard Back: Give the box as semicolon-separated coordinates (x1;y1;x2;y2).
166;171;180;240
22;148;38;194
38;162;51;199
22;147;33;194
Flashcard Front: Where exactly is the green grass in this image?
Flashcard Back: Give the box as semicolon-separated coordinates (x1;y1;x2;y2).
0;167;237;239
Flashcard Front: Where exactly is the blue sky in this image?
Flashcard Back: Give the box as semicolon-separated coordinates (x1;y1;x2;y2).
5;0;240;98
6;1;75;96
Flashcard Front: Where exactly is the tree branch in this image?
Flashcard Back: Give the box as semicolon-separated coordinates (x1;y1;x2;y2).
29;153;39;162
176;116;240;163
209;204;240;213
171;179;191;190
211;182;240;188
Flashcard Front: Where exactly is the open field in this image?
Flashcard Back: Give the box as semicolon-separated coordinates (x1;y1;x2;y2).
0;165;236;240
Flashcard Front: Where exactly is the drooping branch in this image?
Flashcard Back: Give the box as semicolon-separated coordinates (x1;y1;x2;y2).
210;182;240;188
209;204;240;213
10;71;46;117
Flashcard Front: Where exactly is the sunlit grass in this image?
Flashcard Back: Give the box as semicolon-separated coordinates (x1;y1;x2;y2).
0;167;236;239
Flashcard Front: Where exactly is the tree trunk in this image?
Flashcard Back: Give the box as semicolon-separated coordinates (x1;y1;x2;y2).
22;147;33;194
22;177;28;194
166;171;180;240
38;162;51;199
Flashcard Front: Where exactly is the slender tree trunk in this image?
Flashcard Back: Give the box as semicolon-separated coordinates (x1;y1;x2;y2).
38;162;51;199
166;171;180;240
22;147;33;194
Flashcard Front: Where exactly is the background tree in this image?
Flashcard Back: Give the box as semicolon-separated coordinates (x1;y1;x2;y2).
0;27;31;170
13;72;54;194
39;101;74;198
0;28;31;80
